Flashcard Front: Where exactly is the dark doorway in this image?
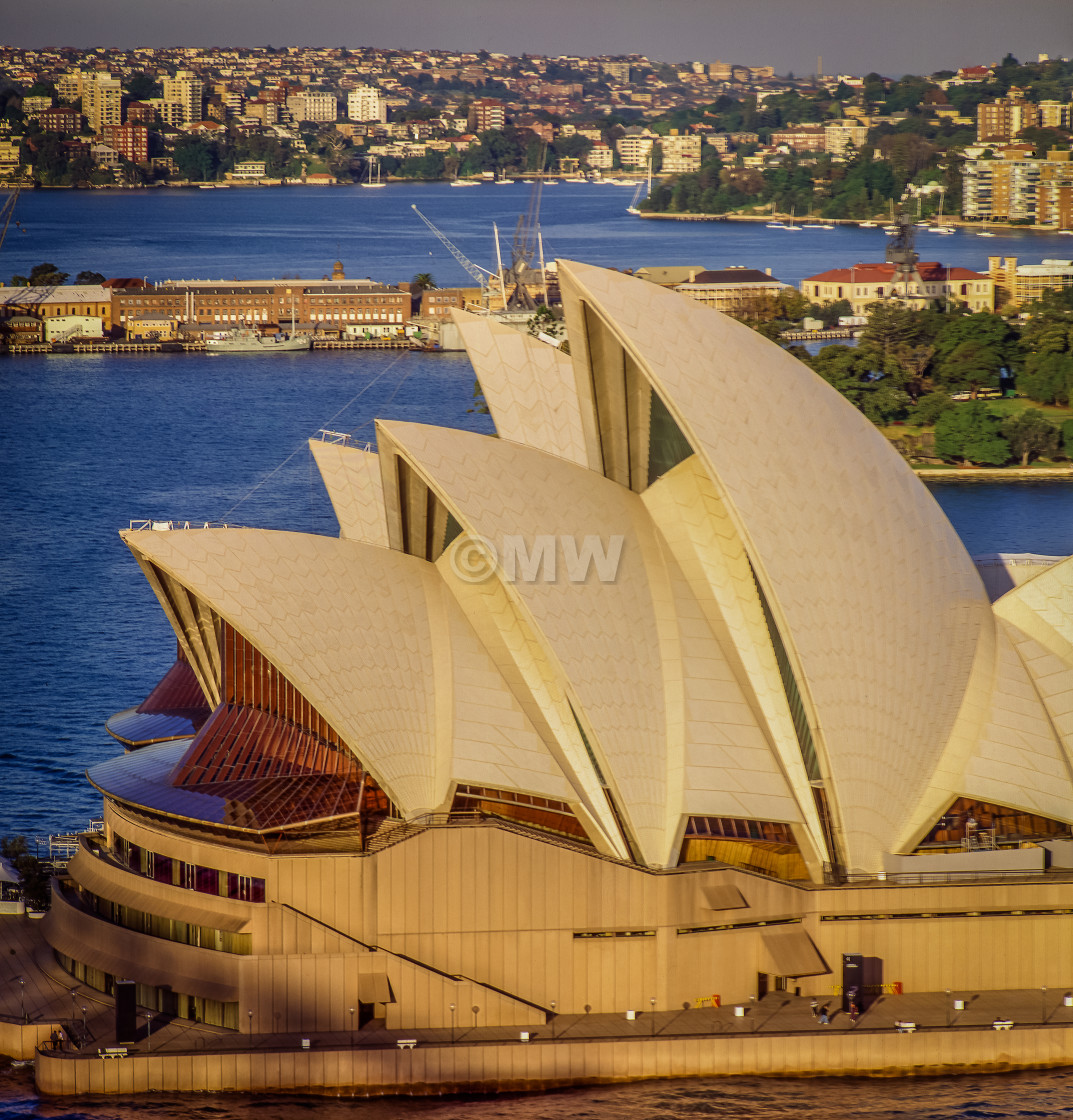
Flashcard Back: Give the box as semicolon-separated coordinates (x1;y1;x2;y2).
756;972;769;1000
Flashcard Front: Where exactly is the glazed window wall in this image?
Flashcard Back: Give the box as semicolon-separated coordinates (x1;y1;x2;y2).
55;951;239;1029
79;888;252;955
114;833;265;902
451;784;591;842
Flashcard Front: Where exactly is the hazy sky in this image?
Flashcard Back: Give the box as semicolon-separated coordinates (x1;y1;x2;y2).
6;0;1072;77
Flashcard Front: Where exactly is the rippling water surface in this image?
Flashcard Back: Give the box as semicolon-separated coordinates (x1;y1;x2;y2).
3;1066;1073;1119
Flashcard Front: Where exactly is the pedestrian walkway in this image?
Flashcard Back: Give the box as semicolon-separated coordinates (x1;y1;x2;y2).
4;914;1072;1062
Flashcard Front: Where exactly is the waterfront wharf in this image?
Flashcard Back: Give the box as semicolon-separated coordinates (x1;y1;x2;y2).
780;328;857;342
2;338;427;356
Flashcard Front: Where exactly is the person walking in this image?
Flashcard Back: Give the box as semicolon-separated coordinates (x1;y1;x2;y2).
810;998;818;1018
818;1004;830;1025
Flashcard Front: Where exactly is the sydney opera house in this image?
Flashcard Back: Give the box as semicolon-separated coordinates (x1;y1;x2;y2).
44;262;1073;1042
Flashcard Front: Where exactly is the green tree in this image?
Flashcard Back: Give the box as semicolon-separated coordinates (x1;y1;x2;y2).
1061;419;1073;458
1019;352;1073;405
933;402;1010;465
75;270;105;284
1001;408;1060;466
27;261;69;286
911;390;955;425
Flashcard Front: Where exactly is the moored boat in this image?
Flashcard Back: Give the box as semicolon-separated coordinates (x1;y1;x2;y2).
206;327;311;353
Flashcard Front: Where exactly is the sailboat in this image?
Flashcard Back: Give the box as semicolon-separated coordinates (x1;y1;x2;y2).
783;205;803;231
360;158;385;189
976;220;996;238
765;201;785;229
627;155;653;215
932;190;955;234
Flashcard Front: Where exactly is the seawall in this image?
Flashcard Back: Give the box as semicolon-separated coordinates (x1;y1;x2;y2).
34;1026;1073;1097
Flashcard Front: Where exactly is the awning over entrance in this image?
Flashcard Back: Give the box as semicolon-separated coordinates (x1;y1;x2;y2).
761;928;829;977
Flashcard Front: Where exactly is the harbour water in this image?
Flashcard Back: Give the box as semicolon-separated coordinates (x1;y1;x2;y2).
1;184;1072;1116
6;181;1073;291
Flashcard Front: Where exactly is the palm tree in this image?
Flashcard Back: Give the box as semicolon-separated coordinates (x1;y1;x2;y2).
411;273;436;292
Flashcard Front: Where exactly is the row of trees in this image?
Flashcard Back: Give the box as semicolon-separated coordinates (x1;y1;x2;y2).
769;287;1073;466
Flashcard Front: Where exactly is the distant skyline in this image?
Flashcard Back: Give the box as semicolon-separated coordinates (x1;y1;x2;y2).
6;0;1072;77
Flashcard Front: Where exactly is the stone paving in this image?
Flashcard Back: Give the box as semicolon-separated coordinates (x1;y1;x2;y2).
3;914;1072;1060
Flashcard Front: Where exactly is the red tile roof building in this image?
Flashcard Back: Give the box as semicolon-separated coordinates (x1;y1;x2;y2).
801;261;994;314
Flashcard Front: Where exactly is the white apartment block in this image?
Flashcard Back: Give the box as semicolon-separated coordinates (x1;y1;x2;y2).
1039;100;1071;130
616;130;656;168
586;142;613;169
287;91;338;122
82;73;122;133
824;122;869;157
161;70;204;125
348;85;385;122
659;133;702;174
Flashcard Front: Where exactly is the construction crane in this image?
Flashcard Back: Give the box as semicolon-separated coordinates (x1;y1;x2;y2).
504;143;547;311
410;204;500;307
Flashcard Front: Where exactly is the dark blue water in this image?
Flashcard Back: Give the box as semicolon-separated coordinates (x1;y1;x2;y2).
6;182;1073;290
1;186;1072;1115
2;1065;1073;1118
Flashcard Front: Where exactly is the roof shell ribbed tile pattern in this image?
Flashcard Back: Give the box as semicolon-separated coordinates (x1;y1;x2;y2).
120;528;575;818
556;261;994;874
452;311;593;469
378;419;671;864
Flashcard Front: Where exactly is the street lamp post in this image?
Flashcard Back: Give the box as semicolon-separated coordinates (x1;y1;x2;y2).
549;999;556;1039
650;997;656;1036
17;977;26;1024
81;1006;87;1036
146;1012;153;1052
945;989;951;1028
1042;987;1048;1024
349;1007;355;1046
449;1003;455;1043
248;1009;253;1036
472;1005;480;1037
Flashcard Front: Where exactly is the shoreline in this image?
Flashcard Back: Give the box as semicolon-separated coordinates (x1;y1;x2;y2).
914;466;1073;481
31;1024;1073;1097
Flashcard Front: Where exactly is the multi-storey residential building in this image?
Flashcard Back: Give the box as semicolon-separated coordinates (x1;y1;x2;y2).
1038;149;1073;230
962;147;1073;226
616;126;657;168
38;106;80;133
347;85;384;122
102;124;148;164
0;137;24;179
469;98;505;133
287;90;338;122
976;88;1038;143
244;98;280;126
1038;100;1071;130
824;122;869;157
801;261;994;314
586;142;613;169
54;71;84;103
988;256;1073;306
82;72;122;133
161;70;204;125
659;132;702;174
21;95;53;118
600;60;630;82
770;126;825;153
